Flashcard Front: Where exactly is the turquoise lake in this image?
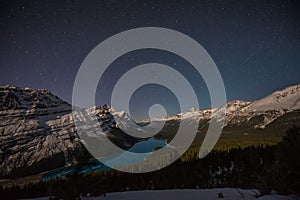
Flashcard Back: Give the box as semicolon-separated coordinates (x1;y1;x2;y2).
43;138;166;180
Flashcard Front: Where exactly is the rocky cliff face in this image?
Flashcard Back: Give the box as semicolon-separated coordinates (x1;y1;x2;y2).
0;86;132;178
0;86;76;177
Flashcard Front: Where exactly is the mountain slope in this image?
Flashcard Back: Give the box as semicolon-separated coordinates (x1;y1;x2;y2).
0;86;136;178
0;86;77;177
1;84;300;178
154;84;300;149
245;84;300;111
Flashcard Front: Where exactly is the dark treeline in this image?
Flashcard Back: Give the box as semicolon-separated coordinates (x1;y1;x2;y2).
1;127;299;199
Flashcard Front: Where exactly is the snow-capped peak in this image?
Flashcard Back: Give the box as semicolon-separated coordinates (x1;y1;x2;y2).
226;100;251;112
245;84;300;111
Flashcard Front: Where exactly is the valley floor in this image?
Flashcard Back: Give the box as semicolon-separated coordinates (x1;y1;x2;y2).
24;188;298;200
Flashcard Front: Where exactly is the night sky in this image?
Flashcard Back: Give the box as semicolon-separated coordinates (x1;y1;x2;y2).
0;0;300;120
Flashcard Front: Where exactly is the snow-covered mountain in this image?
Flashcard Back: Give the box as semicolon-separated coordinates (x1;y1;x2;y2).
151;84;300;143
245;84;300;111
0;86;135;178
0;84;300;178
224;84;300;129
0;86;77;177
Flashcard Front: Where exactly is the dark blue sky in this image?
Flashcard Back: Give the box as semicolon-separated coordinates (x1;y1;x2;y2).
0;0;299;120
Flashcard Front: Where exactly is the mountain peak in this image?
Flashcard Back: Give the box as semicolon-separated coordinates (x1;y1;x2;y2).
226;100;251;112
245;84;300;111
0;85;70;111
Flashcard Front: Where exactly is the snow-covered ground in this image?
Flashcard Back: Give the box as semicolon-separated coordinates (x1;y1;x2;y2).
25;188;299;200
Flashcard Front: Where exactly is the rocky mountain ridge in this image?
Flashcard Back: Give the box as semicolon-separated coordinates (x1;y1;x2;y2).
1;84;300;178
0;86;130;178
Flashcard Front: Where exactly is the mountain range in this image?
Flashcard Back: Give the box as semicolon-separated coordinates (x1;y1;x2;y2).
0;84;300;179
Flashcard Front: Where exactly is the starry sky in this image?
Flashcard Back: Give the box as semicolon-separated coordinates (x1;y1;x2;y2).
0;0;300;120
